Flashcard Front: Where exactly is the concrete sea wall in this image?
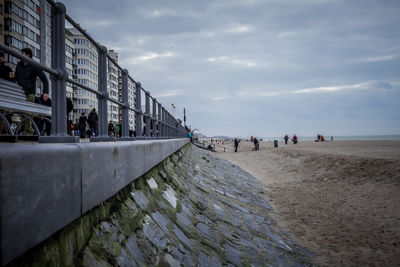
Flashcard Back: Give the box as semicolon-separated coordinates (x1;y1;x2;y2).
0;139;188;266
5;143;313;266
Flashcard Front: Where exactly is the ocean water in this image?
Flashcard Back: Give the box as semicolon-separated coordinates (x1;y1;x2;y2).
263;135;400;142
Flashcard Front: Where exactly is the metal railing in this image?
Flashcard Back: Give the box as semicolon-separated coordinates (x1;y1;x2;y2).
0;0;188;143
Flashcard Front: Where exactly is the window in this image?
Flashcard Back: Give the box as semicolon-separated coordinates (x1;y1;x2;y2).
11;20;23;34
11;3;23;18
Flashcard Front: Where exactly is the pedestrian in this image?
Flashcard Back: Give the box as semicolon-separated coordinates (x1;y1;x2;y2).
292;134;298;144
234;138;240;152
188;131;192;142
74;119;80;136
115;124;120;138
67;120;74;136
88;108;98;137
79;112;87;138
254;137;259;151
108;120;114;136
14;48;49;135
284;134;289;145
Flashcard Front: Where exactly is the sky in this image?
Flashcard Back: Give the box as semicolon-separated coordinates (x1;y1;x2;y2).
60;0;400;138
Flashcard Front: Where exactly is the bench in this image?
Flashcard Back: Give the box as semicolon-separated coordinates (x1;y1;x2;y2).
0;79;51;142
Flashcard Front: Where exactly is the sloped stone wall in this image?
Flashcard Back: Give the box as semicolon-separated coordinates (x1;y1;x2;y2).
8;144;313;266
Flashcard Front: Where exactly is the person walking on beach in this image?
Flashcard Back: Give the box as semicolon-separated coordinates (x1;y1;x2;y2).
234;138;240;152
284;134;289;145
292;134;298;144
251;136;259;151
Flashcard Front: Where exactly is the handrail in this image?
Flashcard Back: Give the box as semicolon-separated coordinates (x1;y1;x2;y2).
0;0;190;142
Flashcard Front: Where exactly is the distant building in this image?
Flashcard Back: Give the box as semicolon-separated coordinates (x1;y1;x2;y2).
0;0;5;43
3;0;51;95
66;27;98;119
107;49;119;124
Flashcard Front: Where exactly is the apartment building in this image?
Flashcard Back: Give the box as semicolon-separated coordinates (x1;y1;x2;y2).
0;0;4;43
107;50;135;130
4;0;41;65
3;0;51;95
65;30;74;121
66;27;98;120
107;49;119;124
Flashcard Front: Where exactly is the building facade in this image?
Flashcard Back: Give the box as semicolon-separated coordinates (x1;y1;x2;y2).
66;27;99;120
3;0;50;95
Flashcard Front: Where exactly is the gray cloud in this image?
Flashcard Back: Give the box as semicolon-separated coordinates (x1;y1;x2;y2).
61;0;400;137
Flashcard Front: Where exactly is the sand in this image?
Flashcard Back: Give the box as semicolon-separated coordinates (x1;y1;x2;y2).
214;140;400;266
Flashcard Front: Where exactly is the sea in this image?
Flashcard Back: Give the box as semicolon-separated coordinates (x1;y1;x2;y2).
263;135;400;142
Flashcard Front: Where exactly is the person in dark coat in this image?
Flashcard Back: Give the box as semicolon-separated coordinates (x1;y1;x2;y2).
14;48;49;135
14;48;49;102
79;112;87;138
234;138;240;152
284;134;289;145
88;108;98;137
108;120;114;137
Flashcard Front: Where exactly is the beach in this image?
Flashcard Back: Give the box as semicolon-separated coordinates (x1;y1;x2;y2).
216;140;400;266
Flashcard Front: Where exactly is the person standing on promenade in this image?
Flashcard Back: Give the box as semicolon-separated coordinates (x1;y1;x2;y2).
88;108;98;137
284;134;289;145
188;131;193;142
79;112;87;138
234;138;240;152
14;48;49;135
108;120;114;136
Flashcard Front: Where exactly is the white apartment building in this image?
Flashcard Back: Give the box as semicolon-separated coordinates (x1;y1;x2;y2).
66;27;98;120
107;50;119;124
65;30;74;121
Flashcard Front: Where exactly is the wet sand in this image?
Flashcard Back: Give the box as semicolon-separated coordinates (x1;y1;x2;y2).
216;140;400;266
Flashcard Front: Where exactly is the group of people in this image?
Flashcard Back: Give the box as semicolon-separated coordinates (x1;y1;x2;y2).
232;136;259;152
108;120;123;137
284;134;298;145
315;134;325;142
251;136;260;151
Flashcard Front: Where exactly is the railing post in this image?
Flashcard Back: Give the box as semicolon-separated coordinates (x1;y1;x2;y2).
162;107;166;138
157;103;162;138
135;83;142;137
120;69;130;139
167;112;171;138
40;2;78;143
145;91;150;138
91;46;112;141
165;112;169;138
152;99;157;138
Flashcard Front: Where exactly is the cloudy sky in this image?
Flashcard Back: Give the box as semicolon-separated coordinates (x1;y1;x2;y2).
60;0;400;138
